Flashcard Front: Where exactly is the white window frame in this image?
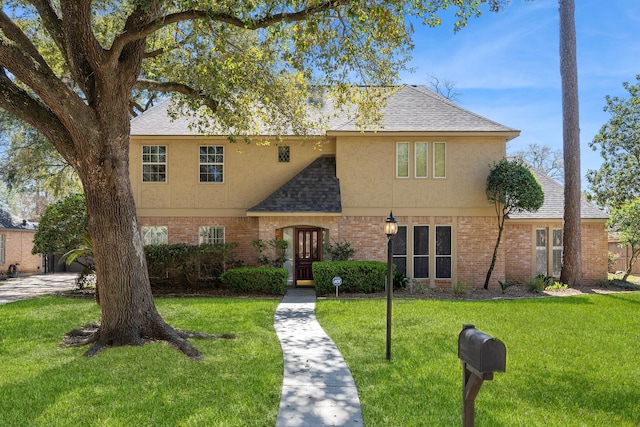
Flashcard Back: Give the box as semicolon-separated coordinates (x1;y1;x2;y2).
392;225;407;274
0;234;5;265
199;145;224;183
396;142;409;178
414;142;428;178
413;225;429;279
199;226;225;244
142;145;167;182
141;226;168;245
433;142;446;178
435;225;452;279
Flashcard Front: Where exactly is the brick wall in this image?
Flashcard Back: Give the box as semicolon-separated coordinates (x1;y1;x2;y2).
1;230;42;274
503;223;534;284
581;222;608;286
457;216;503;289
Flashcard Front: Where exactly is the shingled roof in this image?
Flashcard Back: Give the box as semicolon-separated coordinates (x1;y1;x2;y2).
131;85;519;137
0;208;36;230
507;168;608;220
247;155;341;214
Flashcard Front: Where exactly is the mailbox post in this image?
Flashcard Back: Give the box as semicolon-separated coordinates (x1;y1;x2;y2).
458;324;506;427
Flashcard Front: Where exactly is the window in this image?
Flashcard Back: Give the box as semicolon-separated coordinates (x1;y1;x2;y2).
278;146;290;163
434;142;446;178
435;225;452;278
199;146;224;183
536;228;563;277
199;226;225;244
0;234;5;264
413;226;429;278
141;226;168;245
552;229;563;277
396;142;409;178
415;142;428;178
142;145;166;182
392;226;407;274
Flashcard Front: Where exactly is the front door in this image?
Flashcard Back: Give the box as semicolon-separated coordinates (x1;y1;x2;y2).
295;227;322;287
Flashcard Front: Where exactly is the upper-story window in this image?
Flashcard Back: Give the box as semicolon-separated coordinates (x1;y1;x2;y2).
142;145;167;182
434;142;446;178
199;226;225;244
199;146;224;183
397;141;437;178
278;146;290;163
396;142;409;178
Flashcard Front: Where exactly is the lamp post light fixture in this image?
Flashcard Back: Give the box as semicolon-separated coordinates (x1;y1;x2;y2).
384;211;398;360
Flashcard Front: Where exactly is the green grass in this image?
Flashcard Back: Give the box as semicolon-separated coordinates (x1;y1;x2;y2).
316;293;640;427
0;296;282;426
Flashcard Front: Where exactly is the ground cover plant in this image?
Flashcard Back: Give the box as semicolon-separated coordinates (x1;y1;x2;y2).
316;293;640;426
0;297;282;426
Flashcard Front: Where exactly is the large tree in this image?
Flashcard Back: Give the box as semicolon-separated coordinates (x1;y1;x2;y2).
485;158;544;289
511;142;564;182
558;0;581;286
608;199;640;281
0;0;509;358
587;76;640;210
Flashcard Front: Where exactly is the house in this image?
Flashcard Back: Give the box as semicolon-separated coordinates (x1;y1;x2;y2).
129;85;608;289
0;208;41;277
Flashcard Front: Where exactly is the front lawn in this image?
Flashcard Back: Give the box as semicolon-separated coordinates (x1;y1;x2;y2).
317;292;640;426
0;296;282;426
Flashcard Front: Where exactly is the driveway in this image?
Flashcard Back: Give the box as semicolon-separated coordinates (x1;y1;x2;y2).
0;273;78;305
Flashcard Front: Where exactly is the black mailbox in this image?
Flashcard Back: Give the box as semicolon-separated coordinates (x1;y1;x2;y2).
458;324;507;427
458;324;506;377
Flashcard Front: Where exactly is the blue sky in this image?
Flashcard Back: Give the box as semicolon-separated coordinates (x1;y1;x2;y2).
400;0;639;183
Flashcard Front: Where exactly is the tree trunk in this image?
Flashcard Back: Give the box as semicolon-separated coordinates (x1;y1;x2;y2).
484;217;505;290
558;0;582;287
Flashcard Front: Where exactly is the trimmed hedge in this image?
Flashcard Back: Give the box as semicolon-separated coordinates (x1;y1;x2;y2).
221;267;288;295
313;261;387;295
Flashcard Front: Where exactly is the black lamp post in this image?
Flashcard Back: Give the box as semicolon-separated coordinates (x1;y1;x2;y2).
384;211;398;360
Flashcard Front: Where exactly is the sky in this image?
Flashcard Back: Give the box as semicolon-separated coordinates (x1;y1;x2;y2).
400;0;640;183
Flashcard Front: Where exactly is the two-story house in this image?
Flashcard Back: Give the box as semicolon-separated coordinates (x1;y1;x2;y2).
130;85;608;289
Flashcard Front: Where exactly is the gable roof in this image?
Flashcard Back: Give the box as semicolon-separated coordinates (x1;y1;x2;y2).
508;168;608;220
130;85;519;137
0;208;36;230
247;155;341;214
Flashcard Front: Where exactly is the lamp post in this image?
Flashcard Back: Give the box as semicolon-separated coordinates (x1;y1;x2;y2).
384;211;398;360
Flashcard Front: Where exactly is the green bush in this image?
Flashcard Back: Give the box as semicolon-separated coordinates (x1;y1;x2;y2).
221;267;288;295
526;274;553;293
145;243;241;287
324;239;356;261
313;261;386;295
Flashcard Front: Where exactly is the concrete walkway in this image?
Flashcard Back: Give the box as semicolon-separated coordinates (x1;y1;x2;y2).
0;273;78;304
274;288;363;427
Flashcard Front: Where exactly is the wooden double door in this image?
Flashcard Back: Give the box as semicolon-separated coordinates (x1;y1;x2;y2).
295;227;322;287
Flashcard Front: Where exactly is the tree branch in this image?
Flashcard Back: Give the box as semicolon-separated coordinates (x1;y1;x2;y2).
29;0;68;58
0;68;75;163
135;79;219;112
110;1;349;59
0;10;52;73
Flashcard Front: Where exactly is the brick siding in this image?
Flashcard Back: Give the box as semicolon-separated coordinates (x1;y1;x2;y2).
1;230;42;275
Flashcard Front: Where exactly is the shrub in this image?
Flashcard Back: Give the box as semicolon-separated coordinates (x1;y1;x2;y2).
252;239;288;267
145;243;241;286
313;261;386;295
393;270;410;290
545;281;568;291
452;280;471;295
526;274;553;293
324;239;355;261
221;267;287;295
607;251;620;273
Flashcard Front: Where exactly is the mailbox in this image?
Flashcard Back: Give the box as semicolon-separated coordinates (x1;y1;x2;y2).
458;324;506;377
458;324;507;427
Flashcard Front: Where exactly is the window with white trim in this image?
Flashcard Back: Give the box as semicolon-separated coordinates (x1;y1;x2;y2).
413;225;429;278
434;142;446;178
199;146;224;183
552;229;563;277
0;234;5;265
141;226;168;245
415;142;428;178
392;226;407;274
199;226;225;244
536;227;563;277
142;145;167;182
396;142;409;178
435;225;452;278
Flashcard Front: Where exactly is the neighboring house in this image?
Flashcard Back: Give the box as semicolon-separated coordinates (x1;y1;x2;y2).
0;208;41;277
129;85;608;288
